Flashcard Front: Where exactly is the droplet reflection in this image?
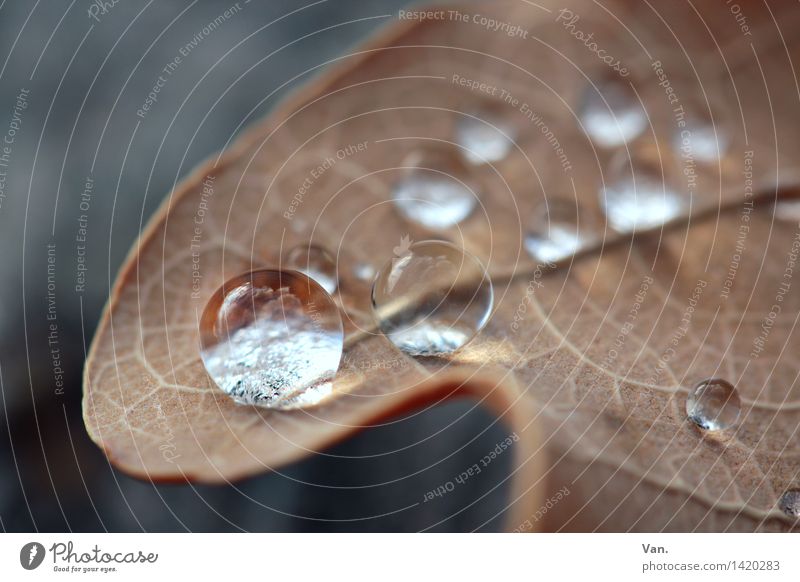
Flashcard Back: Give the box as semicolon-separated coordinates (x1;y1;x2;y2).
686;378;741;431
580;79;646;148
525;197;590;263
392;147;479;229
778;489;800;518
371;240;493;356
601;148;687;233
285;243;338;294
455;102;516;165
199;270;343;409
674;113;729;163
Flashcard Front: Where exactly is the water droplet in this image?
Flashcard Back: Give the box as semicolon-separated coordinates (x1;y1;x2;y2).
673;113;729;163
285;244;338;294
601;148;686;233
353;262;375;281
199;270;343;409
371;240;493;356
580;79;646;148
686;378;741;431
392;147;478;229
525;197;589;263
778;489;800;518
455;103;516;164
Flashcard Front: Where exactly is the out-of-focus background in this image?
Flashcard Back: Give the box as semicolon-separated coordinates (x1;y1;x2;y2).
0;0;512;532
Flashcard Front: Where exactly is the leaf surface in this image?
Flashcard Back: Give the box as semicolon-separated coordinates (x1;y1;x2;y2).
84;0;800;530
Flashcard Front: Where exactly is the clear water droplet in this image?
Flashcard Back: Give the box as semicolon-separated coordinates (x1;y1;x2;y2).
673;111;729;163
601;148;687;233
285;243;338;294
392;147;478;229
353;262;375;281
525;197;589;263
778;489;800;518
580;79;646;148
199;270;343;409
686;378;741;431
372;240;493;356
455;103;516;165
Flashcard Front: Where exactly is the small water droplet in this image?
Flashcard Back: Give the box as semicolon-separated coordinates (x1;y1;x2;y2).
525;197;589;263
372;240;493;356
601;148;687;233
778;489;800;518
673;113;729;163
392;147;478;229
199;270;343;409
353;262;375;281
455;103;516;164
580;79;646;148
686;378;741;431
285;243;338;294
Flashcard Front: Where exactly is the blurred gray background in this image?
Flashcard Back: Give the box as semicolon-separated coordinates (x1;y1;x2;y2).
0;0;510;532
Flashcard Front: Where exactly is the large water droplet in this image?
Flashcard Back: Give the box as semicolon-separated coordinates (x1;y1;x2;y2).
580;79;647;148
525;197;589;263
285;243;338;294
371;240;493;356
392;148;478;229
455;103;516;165
601;148;686;233
778;489;800;518
686;378;741;431
673;113;729;163
199;270;343;409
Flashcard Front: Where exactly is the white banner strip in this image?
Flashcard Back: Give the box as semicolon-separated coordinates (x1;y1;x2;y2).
1;533;797;580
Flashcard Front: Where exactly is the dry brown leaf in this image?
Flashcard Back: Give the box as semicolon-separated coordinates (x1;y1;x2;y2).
84;0;800;531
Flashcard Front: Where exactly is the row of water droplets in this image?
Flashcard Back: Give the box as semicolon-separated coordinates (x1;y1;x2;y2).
194;75;798;518
198;236;493;408
394;75;740;438
583;80;799;519
578;79;798;519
